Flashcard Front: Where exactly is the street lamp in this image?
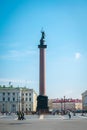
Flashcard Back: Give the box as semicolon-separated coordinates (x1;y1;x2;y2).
19;96;20;112
61;98;63;113
64;96;65;114
17;92;20;112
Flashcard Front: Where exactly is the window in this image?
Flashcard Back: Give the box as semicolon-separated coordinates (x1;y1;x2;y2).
12;104;15;107
8;92;10;95
3;93;5;96
22;93;24;96
29;93;31;96
26;93;28;96
13;93;15;95
26;98;28;101
29;98;31;101
3;97;5;101
8;97;10;101
13;97;15;101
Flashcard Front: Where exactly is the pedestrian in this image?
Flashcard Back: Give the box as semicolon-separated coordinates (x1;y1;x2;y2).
68;112;71;119
21;111;24;120
17;111;21;120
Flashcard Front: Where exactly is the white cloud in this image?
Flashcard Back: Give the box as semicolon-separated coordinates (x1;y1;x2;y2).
75;52;81;59
0;78;31;83
9;50;36;57
0;49;36;60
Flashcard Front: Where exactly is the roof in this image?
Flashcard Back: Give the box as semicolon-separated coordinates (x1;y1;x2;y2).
52;98;82;103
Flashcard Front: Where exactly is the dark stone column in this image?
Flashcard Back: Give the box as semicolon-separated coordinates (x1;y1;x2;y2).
37;31;49;113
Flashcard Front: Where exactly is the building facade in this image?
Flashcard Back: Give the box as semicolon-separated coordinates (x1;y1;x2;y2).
82;90;87;111
48;98;82;112
0;86;37;113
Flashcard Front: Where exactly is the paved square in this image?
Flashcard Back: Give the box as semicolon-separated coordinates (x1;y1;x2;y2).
0;119;87;130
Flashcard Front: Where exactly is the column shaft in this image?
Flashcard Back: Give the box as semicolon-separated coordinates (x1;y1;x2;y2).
39;48;46;95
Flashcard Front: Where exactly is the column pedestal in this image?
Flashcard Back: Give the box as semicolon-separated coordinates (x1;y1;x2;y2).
37;95;49;114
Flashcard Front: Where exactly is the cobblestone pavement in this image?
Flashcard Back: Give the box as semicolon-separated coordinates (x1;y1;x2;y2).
0;117;87;130
0;113;87;120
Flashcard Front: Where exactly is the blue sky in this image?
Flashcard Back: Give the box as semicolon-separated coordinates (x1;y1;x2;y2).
0;0;87;99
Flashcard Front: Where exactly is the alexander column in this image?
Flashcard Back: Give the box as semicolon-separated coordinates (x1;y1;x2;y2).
37;31;49;113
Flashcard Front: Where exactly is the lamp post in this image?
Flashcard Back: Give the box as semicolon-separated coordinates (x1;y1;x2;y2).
18;95;20;112
61;100;63;115
17;92;21;111
61;98;63;113
17;92;19;112
64;96;65;114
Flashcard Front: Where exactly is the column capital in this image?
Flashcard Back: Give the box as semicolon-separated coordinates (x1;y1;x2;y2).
38;44;47;48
